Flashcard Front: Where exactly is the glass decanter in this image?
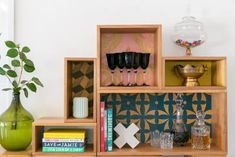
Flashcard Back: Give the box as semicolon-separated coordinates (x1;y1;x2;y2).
191;110;210;150
174;16;207;56
172;94;189;146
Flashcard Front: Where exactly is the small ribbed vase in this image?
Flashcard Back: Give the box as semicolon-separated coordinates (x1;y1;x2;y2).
73;97;88;118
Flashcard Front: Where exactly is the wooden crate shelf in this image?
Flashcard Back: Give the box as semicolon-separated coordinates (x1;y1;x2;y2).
32;117;97;156
98;86;160;93
64;58;97;123
98;156;162;157
161;86;227;93
163;56;226;87
28;24;227;157
97;25;162;88
97;144;226;156
97;92;227;155
33;117;97;126
95;25;227;157
98;86;226;93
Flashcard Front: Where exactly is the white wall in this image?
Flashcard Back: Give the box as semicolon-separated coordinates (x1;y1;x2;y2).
2;0;235;155
0;0;14;113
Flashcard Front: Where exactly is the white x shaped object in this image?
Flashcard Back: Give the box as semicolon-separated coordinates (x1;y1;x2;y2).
114;123;140;149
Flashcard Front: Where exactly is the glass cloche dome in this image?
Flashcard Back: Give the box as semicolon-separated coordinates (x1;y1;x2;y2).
174;16;207;56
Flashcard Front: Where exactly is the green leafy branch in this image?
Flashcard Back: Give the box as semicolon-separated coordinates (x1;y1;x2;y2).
0;41;43;97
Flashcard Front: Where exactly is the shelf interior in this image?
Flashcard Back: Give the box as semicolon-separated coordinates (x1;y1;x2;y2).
33;121;96;154
65;59;95;121
101;93;213;144
164;59;226;87
99;26;161;88
99;92;227;152
98;143;225;156
66;115;94;123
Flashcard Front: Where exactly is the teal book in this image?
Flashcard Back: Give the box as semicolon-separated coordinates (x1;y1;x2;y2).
107;108;113;152
104;109;108;151
42;147;85;152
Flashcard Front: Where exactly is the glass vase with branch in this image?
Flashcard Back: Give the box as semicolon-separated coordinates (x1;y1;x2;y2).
0;41;43;151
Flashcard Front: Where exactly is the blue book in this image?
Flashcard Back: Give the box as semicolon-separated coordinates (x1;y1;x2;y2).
107;108;113;152
42;142;85;148
104;110;108;151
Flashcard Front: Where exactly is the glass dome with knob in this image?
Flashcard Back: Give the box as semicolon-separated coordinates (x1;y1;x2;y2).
174;16;207;56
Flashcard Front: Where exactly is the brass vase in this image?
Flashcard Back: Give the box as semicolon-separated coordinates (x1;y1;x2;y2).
175;64;208;86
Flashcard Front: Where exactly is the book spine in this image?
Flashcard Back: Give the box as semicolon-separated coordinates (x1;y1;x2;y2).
43;134;85;139
107;108;113;152
42;147;85;152
42;138;85;142
100;101;105;152
42;142;85;148
104;109;107;151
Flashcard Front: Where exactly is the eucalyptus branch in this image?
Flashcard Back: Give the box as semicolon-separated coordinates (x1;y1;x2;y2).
0;41;44;98
18;58;24;85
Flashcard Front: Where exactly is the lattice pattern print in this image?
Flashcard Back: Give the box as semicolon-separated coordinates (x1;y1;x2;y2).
101;93;212;143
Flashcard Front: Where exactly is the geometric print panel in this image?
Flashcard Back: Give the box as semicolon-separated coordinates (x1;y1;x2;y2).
101;93;212;143
72;62;94;116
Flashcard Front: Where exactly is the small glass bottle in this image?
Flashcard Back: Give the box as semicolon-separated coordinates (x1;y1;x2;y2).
191;110;210;150
172;94;189;146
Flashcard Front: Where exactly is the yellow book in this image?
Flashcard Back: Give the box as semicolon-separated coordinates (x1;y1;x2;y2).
43;129;86;139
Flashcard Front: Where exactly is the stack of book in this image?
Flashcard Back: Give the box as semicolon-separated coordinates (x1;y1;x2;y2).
100;101;113;152
42;129;86;152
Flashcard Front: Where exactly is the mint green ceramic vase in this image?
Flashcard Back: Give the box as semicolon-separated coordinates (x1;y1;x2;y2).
0;92;34;151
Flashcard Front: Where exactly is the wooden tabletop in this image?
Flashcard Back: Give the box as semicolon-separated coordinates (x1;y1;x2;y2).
0;146;31;157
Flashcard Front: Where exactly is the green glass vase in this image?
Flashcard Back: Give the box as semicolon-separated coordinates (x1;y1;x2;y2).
0;92;34;151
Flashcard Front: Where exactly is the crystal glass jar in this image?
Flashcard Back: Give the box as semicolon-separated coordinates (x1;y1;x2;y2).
191;110;210;150
174;16;207;56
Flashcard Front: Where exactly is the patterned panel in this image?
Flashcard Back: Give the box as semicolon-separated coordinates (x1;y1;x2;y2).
72;62;94;116
101;93;212;143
